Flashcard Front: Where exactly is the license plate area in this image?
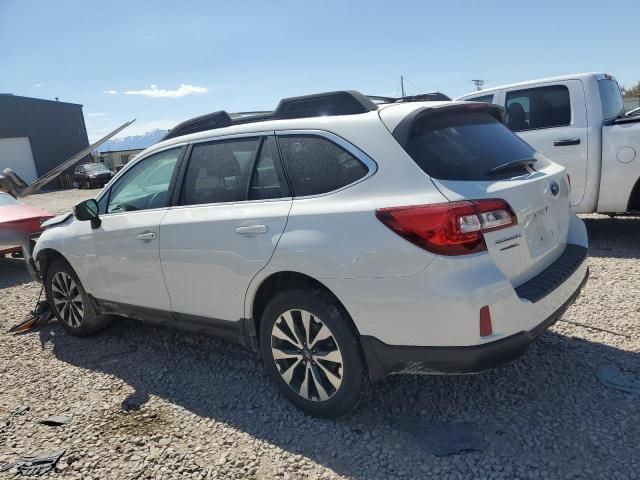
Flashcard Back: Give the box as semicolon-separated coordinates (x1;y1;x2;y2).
524;206;560;256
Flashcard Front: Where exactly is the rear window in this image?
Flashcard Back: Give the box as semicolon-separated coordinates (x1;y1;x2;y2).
405;110;539;181
598;79;624;120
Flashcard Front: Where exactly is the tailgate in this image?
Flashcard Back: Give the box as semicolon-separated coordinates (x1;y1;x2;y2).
433;164;571;286
382;102;572;286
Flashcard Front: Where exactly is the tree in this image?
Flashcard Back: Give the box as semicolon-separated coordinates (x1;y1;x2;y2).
622;81;640;98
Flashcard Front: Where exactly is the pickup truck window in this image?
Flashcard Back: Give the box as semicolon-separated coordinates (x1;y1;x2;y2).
598;79;624;120
506;85;571;131
405;110;540;181
465;94;494;104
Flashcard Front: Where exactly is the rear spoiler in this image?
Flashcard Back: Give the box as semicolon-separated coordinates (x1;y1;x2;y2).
392;103;506;149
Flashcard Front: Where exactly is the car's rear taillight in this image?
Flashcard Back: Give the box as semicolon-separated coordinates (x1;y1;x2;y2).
375;199;517;256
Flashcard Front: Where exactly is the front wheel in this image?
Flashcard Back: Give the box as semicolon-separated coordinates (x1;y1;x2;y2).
259;289;368;418
45;258;112;336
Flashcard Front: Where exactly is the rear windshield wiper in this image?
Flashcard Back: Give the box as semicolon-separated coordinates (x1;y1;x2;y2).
487;158;537;176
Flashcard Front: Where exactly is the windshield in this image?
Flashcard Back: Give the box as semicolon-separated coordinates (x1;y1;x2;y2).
404;110;544;181
84;164;109;172
598;79;624;120
0;192;19;206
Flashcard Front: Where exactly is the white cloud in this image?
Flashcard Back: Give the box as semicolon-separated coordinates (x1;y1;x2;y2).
104;90;118;95
124;83;207;98
86;112;107;117
33;83;43;88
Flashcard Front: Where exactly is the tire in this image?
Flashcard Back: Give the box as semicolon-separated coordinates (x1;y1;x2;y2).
45;258;112;336
259;289;368;418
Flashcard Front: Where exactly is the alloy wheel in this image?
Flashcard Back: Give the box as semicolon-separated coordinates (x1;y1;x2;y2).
51;272;84;327
271;309;344;402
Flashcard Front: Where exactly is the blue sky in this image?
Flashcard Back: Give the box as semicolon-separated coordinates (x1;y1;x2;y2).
1;0;637;141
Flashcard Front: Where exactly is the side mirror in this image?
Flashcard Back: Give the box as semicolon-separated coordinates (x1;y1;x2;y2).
73;199;101;228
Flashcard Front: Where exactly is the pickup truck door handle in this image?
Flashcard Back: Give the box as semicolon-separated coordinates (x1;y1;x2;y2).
235;224;268;236
136;232;157;241
554;138;581;147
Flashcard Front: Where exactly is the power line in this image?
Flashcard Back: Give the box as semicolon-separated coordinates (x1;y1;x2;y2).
404;77;426;94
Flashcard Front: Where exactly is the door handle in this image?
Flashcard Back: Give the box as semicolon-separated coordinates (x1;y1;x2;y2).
554;138;581;146
235;225;268;236
136;232;157;241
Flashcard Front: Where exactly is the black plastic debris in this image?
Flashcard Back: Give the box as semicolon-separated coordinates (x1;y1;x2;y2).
597;365;640;396
0;449;65;476
400;421;486;456
40;415;71;427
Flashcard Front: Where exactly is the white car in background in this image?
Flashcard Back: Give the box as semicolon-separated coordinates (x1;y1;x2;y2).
31;90;588;417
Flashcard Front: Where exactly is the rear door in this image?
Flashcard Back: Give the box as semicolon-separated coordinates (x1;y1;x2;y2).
160;134;292;322
388;106;571;287
502;81;588;207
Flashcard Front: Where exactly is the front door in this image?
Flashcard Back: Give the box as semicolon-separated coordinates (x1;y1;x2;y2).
160;135;292;322
503;80;588;207
85;146;183;310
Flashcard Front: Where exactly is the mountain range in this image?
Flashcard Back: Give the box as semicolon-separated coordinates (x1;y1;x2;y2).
96;129;168;152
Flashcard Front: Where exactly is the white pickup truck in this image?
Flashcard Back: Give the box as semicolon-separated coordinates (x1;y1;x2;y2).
457;73;640;214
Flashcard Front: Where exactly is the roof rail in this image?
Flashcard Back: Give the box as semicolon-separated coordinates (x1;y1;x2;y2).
164;111;232;140
162;90;390;141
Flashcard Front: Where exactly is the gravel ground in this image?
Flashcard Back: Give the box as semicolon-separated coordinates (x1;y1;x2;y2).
1;189;639;479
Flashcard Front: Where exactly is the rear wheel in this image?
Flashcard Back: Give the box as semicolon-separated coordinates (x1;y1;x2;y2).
260;289;368;417
45;258;112;336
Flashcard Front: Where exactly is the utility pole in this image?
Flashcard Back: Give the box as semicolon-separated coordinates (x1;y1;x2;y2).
400;75;406;97
471;79;485;91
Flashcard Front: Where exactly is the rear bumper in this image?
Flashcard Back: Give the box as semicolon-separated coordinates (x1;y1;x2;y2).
361;267;589;381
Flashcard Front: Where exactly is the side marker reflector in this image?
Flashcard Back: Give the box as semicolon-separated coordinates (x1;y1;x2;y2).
480;306;493;337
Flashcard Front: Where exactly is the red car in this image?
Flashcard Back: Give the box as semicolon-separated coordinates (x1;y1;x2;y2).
0;192;54;258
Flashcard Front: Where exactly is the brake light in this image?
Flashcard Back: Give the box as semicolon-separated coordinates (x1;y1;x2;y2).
375;199;517;256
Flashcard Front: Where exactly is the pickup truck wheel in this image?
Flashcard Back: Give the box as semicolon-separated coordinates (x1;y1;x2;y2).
260;289;368;418
45;258;112;336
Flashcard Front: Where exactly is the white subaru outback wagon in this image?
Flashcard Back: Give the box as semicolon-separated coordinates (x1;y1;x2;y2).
32;91;589;417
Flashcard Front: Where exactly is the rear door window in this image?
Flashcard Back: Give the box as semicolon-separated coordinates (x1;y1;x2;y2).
277;135;368;196
506;85;571;131
181;138;260;205
404;110;539;181
249;136;291;200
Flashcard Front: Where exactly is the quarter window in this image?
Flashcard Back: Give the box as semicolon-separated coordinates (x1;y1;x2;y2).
506;85;571;131
106;147;181;214
181;138;260;205
277;135;368;196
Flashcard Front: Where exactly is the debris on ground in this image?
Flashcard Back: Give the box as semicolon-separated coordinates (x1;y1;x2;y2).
597;365;640;396
0;449;65;476
8;299;52;334
399;420;486;456
39;415;71;426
